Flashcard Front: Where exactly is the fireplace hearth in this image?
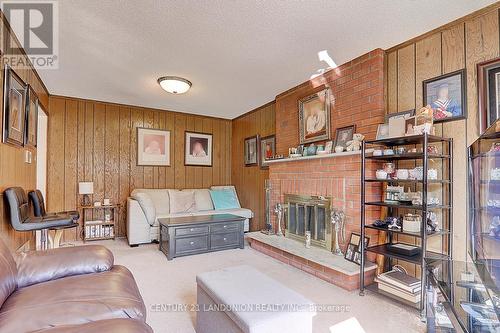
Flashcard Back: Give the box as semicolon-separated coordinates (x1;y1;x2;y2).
284;194;332;251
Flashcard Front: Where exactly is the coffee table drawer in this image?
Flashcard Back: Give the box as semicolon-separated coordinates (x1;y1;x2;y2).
211;232;239;249
210;222;240;234
176;225;209;236
175;235;209;254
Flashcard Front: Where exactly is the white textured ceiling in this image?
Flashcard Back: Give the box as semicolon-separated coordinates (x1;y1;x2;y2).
37;0;496;119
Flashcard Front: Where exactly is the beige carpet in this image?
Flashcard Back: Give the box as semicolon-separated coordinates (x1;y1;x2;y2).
92;238;425;333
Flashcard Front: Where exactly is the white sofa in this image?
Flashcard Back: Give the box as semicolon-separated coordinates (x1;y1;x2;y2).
126;186;253;246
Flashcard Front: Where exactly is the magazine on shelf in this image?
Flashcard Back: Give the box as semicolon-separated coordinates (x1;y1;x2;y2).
377;270;421;293
377;281;420;303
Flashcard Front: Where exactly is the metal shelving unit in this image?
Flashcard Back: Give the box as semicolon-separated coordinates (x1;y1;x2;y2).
359;133;453;314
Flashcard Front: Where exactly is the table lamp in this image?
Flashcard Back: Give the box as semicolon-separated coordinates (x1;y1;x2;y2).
79;182;94;206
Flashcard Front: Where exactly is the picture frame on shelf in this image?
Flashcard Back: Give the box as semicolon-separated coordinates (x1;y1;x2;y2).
185;131;213;167
477;57;500;134
423;69;466;123
384;109;415;123
386;109;414;138
334;125;355;150
244;135;259;166
298;88;331;144
24;85;38;148
405;116;416;135
3;64;27;146
259;135;275;169
376;124;389;140
137;127;171;166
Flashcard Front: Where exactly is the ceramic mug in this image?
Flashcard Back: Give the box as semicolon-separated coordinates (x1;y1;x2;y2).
396;169;409;180
428;169;438;180
383;149;394;155
376;169;388;180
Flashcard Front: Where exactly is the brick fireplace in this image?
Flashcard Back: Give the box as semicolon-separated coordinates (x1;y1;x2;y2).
248;49;385;290
270;48;385;250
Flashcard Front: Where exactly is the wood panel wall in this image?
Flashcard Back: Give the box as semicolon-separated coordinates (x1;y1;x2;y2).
385;4;500;261
231;102;275;232
0;14;50;251
47;96;232;239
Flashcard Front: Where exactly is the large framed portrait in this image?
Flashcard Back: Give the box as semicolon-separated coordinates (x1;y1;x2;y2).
25;85;38;148
244;135;259;166
423;69;466;123
298;88;331;144
185;131;213;167
3;65;27;146
137;127;170;166
259;135;275;169
478;57;500;134
334;125;355;150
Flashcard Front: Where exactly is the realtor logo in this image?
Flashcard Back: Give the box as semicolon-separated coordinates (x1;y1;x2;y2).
1;0;59;69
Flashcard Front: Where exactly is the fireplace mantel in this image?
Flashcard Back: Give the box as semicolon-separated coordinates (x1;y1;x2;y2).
266;149;374;165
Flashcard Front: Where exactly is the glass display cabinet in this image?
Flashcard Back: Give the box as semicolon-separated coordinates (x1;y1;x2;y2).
469;120;500;281
425;120;500;332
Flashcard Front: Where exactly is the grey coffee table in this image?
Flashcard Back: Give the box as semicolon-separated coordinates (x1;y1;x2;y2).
158;214;245;260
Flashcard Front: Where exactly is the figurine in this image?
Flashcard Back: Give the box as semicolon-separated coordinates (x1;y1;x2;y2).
427;212;439;232
345;133;365;152
387;216;402;230
489;216;500;239
274;203;284;236
331;209;346;256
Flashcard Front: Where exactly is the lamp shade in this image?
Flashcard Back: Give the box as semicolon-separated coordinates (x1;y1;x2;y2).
79;182;94;195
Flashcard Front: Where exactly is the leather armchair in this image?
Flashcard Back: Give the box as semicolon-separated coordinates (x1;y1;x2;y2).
28;189;80;248
4;187;77;250
0;238;150;333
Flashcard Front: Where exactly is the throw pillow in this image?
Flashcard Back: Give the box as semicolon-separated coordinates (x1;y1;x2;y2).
169;190;197;214
131;192;156;225
209;189;240;210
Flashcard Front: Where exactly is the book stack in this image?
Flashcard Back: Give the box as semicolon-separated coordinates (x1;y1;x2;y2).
85;221;114;240
375;270;421;303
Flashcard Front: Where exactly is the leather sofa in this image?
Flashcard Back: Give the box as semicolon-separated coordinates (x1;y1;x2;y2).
127;185;253;246
0;238;152;333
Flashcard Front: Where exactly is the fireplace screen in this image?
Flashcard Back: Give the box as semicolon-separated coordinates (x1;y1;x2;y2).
284;194;332;251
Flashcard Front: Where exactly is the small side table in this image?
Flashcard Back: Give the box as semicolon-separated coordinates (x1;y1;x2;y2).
79;204;121;242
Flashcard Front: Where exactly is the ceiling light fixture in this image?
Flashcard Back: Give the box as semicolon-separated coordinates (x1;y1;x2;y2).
157;76;192;94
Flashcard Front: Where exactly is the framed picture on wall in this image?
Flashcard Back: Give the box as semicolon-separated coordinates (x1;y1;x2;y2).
244;135;259;166
259;135;275;169
24;85;39;148
185;131;213;166
478;57;500;134
423;69;466;123
3;64;27;146
298;88;331;144
137;127;171;166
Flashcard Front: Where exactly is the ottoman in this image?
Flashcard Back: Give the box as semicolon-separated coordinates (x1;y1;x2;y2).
196;265;316;333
